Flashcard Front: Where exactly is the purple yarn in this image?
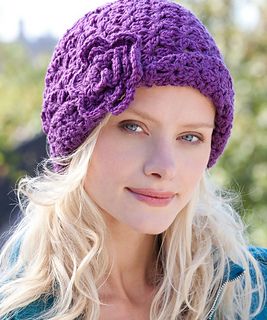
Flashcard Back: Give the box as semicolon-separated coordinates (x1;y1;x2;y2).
41;0;234;168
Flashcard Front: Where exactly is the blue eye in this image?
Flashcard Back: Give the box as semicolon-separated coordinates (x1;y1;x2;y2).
181;134;201;144
119;121;144;133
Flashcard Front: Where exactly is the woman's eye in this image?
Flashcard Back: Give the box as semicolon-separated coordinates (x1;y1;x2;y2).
119;121;144;133
181;134;202;144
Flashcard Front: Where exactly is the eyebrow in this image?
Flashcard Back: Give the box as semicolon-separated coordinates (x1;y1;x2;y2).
125;109;215;129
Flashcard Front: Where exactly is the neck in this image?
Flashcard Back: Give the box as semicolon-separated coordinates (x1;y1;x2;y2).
99;216;161;302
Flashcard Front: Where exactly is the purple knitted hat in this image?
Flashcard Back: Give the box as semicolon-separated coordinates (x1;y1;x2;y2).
41;0;234;168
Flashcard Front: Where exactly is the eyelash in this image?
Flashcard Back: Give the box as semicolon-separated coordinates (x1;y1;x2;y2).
119;121;204;144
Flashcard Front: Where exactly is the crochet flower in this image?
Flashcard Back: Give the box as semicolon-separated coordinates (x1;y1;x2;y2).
41;32;144;163
74;33;143;119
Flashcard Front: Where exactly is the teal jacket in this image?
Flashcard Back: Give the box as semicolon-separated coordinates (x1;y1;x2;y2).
208;246;267;319
3;246;267;319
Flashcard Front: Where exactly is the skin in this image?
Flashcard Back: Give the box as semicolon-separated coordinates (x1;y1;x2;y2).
84;85;215;319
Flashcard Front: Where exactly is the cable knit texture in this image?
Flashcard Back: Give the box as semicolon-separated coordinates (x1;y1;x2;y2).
41;0;234;168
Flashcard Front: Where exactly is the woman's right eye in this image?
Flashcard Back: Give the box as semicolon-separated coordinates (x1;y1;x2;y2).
119;121;144;134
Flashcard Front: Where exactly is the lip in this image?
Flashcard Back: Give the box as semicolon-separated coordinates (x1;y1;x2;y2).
126;188;176;207
127;188;176;198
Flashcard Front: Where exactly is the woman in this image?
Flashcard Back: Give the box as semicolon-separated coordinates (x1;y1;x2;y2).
0;0;266;319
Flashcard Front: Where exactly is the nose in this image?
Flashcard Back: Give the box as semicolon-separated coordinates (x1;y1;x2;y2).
143;139;177;180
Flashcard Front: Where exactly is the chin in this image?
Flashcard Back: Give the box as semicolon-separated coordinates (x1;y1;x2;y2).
131;222;171;235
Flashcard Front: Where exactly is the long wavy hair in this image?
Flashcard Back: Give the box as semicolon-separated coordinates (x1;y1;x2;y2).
0;113;265;320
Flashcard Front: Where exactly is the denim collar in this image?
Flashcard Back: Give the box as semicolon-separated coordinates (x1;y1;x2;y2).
223;259;245;283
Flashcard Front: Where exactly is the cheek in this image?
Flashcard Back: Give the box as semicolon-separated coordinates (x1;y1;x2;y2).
84;133;140;195
178;148;210;192
90;134;124;173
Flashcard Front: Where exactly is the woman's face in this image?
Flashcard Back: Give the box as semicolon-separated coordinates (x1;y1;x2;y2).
84;86;215;234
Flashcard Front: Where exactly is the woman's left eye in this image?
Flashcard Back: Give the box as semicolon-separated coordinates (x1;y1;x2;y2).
181;134;202;144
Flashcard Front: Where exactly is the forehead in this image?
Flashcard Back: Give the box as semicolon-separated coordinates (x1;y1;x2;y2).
132;85;213;106
119;85;215;125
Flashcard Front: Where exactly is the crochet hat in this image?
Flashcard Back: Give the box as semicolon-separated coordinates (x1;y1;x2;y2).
41;0;234;168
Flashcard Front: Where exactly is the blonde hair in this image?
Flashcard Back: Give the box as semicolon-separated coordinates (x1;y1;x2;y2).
0;113;265;319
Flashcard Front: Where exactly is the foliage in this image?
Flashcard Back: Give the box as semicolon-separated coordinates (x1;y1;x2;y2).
0;41;50;181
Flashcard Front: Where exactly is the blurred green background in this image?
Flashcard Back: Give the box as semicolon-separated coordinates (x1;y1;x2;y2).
0;0;266;245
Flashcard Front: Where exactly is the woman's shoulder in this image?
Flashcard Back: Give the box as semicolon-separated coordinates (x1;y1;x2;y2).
248;246;267;319
249;246;267;264
249;245;267;276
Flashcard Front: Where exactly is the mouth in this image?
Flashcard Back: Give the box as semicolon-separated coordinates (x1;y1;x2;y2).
126;188;175;207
